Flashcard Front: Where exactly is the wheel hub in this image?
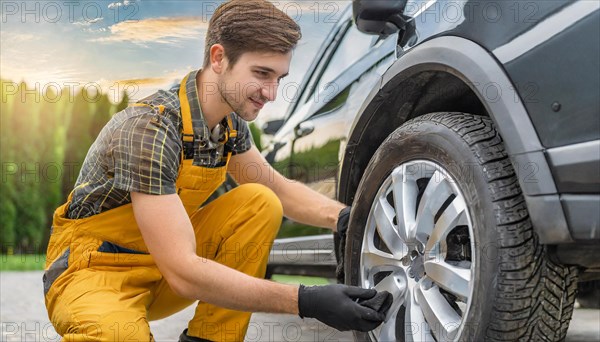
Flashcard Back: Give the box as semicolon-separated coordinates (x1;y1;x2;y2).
405;249;425;281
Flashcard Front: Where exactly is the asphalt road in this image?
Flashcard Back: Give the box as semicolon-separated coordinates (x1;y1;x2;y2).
1;272;598;341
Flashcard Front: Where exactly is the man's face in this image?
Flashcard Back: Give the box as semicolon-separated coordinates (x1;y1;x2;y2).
217;50;292;122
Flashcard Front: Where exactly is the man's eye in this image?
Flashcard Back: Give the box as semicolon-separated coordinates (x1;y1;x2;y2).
255;71;268;77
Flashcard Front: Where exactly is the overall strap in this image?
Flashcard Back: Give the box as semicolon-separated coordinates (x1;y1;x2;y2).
226;113;238;140
178;74;195;160
178;73;240;160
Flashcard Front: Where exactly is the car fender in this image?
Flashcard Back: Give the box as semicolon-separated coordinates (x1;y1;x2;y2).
339;36;573;243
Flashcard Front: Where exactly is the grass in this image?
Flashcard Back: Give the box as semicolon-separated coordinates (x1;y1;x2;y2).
276;220;330;238
0;254;46;271
271;274;331;285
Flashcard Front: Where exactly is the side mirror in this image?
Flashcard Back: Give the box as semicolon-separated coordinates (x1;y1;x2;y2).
294;121;315;138
262;119;285;135
353;0;409;37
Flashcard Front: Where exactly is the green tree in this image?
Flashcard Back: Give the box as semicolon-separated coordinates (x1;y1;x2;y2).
61;88;94;200
37;86;67;251
0;191;17;253
90;93;113;138
9;82;46;252
1;80;124;253
116;91;130;113
0;80;17;252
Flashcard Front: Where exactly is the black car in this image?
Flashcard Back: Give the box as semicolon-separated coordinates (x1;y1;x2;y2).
264;0;599;341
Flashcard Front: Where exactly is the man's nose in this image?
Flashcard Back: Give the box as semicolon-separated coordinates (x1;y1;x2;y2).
261;82;278;102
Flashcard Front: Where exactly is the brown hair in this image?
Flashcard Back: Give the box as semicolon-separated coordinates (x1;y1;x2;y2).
203;0;302;68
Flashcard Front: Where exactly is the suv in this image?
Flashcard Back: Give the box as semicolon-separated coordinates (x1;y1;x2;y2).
265;1;599;341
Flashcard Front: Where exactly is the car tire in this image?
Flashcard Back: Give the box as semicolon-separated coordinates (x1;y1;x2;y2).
344;112;578;341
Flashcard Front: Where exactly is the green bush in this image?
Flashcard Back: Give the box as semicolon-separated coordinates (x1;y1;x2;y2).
0;79;127;254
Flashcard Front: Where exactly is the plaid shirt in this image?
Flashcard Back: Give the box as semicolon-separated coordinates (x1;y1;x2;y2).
66;70;252;219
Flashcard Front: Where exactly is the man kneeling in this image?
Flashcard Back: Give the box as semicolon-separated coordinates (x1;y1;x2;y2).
43;1;390;341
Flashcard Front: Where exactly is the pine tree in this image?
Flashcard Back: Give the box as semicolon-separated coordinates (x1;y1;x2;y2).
10;82;46;252
61;88;94;201
116;91;130;113
0;80;17;253
38;86;66;252
90;93;113;138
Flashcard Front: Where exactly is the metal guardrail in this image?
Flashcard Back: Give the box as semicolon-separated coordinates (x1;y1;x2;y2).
266;234;338;278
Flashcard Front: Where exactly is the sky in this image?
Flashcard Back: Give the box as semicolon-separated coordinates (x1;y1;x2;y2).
1;0;348;122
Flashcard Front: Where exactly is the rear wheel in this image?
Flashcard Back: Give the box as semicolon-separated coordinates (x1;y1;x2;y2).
345;112;578;341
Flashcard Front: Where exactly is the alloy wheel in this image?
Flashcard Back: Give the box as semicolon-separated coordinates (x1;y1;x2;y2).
360;160;475;341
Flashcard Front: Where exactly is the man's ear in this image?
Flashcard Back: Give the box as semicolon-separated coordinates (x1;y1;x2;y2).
210;44;227;74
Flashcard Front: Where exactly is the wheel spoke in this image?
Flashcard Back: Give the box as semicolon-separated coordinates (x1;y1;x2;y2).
374;272;407;305
414;172;454;243
362;243;402;270
405;285;435;342
416;280;461;341
391;166;418;242
375;312;398;341
424;260;471;301
426;199;467;252
373;273;406;342
373;195;408;257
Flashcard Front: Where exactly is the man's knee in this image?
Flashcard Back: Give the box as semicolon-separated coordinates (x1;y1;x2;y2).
234;183;283;224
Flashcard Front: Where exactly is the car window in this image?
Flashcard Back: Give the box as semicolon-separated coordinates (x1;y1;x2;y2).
309;24;376;103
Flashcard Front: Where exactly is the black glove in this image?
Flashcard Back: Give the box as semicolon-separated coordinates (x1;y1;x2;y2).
335;206;351;283
357;290;394;313
298;284;391;332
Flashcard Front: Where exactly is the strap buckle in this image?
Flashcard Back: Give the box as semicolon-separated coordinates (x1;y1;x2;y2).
182;134;195;159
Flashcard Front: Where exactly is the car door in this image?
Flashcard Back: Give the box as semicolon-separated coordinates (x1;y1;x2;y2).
264;8;397;276
269;17;396;200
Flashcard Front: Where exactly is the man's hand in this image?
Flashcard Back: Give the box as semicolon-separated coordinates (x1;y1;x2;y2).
298;284;392;332
335;206;351;283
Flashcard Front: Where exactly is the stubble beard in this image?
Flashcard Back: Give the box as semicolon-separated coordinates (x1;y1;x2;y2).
217;75;259;122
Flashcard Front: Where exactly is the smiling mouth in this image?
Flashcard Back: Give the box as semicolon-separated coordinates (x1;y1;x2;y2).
249;98;264;109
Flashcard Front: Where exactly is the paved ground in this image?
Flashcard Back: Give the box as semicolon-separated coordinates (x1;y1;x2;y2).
1;272;598;341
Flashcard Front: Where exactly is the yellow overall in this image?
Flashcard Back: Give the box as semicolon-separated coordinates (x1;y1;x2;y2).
44;75;283;341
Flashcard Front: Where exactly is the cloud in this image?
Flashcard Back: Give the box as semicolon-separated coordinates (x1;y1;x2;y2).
96;68;190;103
83;27;108;33
1;33;38;44
107;69;187;88
0;58;86;85
91;16;208;45
108;0;138;10
111;76;174;87
73;17;104;26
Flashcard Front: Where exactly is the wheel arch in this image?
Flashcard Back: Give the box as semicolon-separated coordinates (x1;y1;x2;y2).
338;36;573;243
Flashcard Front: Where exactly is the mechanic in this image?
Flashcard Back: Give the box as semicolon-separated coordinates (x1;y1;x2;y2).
42;1;391;341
